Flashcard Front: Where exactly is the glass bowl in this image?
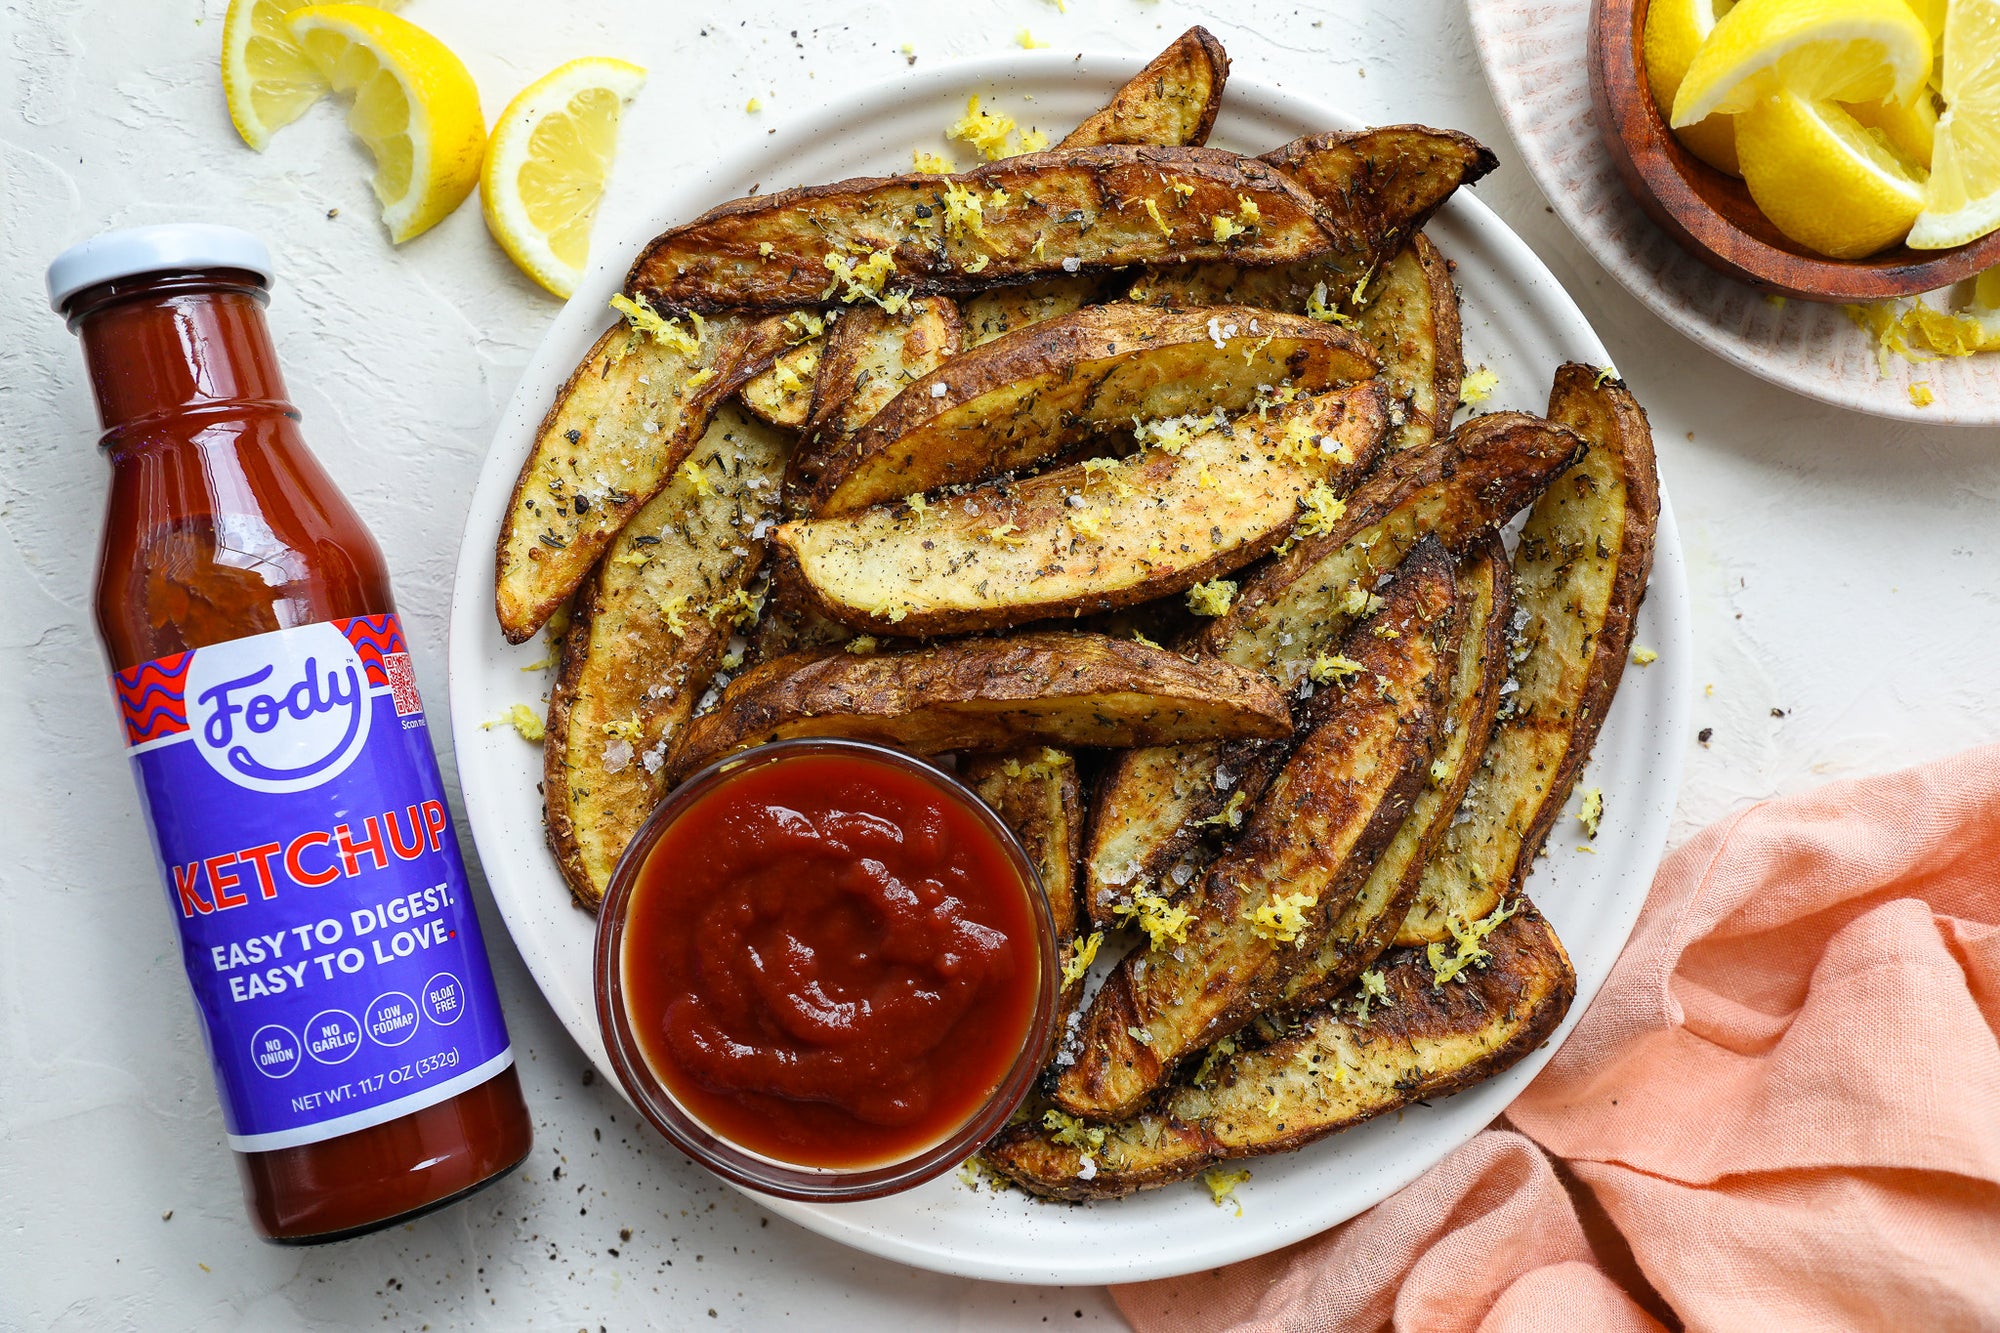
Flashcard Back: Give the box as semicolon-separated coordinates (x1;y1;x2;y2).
593;737;1058;1202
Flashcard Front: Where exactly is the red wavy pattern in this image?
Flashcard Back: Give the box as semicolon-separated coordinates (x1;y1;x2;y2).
114;654;192;747
341;615;407;689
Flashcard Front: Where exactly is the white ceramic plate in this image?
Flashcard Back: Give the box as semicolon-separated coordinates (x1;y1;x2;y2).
448;52;1692;1285
1466;0;2000;426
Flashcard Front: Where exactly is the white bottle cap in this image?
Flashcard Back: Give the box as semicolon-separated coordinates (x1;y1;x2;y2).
46;223;274;313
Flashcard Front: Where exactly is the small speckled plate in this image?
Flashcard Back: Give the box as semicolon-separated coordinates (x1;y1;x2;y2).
449;51;1692;1285
1467;0;2000;425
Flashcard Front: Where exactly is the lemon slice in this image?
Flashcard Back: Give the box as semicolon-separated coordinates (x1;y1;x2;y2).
1646;0;1743;173
221;0;398;150
480;58;648;298
1909;0;2000;248
1672;0;1933;126
1735;90;1927;257
285;5;485;243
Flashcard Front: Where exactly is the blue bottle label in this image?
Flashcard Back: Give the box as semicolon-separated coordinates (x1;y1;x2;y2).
113;615;514;1151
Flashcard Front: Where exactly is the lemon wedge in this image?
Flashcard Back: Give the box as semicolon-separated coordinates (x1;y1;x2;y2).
221;0;399;150
1672;0;1933;126
1849;89;1942;165
285;5;485;243
1909;0;2000;248
481;58;648;298
1735;90;1927;256
1646;0;1743;173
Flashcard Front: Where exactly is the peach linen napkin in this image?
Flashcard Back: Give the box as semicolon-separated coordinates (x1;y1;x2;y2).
1112;744;2000;1332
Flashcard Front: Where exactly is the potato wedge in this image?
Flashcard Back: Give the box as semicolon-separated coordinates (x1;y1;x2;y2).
1398;365;1659;944
1049;540;1460;1121
983;900;1575;1199
664;632;1293;782
623;147;1342;315
788;297;963;513
812;304;1380;514
1079;413;1582;926
542;404;791;909
1059;25;1230;150
738;338;821;429
496;312;790;643
960;276;1101;348
1280;535;1509;1009
962;748;1086;1014
775;382;1389;638
1125;127;1496;319
1355;233;1463;454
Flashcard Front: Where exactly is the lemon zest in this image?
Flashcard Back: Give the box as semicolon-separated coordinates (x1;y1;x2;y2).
1460;366;1500;407
1295;483;1347;538
1251;889;1319;945
1308;652;1363;685
1202;1167;1251;1214
1186;579;1236;616
1427;898;1519;987
1060;931;1105;987
911;149;956;174
1131;630;1163;651
1116;891;1196;950
483;704;545;743
1305;280;1351;325
1192;1035;1238;1087
1632;646;1659;665
1197;790;1249;830
1042;1109;1107;1152
946;94;1018;160
1578;787;1604;838
678;459;717;498
600;716;646;742
610;293;700;356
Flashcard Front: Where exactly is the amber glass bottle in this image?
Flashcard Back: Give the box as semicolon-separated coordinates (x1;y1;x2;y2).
51;225;532;1243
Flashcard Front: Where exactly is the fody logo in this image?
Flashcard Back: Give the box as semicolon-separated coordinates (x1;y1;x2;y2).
184;623;374;794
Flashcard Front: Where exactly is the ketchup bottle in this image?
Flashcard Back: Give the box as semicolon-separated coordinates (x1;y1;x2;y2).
49;225;533;1243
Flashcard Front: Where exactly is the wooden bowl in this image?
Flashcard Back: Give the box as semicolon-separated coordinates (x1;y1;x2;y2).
1588;0;2000;301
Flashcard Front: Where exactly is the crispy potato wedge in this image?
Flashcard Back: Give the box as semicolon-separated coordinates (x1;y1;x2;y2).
1398;365;1659;944
496;312;790;643
664;632;1293;782
1355;233;1463;454
960;276;1101;348
1280;536;1510;1009
813;304;1380;514
776;382;1389;638
983;900;1575;1199
1125;127;1496;319
789;297;964;512
1079;413;1582;926
623;147;1341;315
1049;541;1460;1120
542;404;790;908
1060;25;1230;150
738;338;821;429
962;748;1086;1013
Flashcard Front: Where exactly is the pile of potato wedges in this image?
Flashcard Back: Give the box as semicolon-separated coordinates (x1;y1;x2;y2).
496;27;1660;1201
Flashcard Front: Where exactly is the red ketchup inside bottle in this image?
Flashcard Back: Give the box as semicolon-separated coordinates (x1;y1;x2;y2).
52;225;532;1243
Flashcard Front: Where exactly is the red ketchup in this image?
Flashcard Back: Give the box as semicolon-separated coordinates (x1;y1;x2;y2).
51;225;532;1242
619;750;1044;1169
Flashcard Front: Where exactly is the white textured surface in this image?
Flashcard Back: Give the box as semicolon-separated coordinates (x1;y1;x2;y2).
2;0;1996;1328
1466;0;2000;424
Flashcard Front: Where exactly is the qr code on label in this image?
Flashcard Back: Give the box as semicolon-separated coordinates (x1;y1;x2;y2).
384;652;423;717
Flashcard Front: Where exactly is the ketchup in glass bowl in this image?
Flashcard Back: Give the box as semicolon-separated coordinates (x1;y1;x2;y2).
594;739;1057;1199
